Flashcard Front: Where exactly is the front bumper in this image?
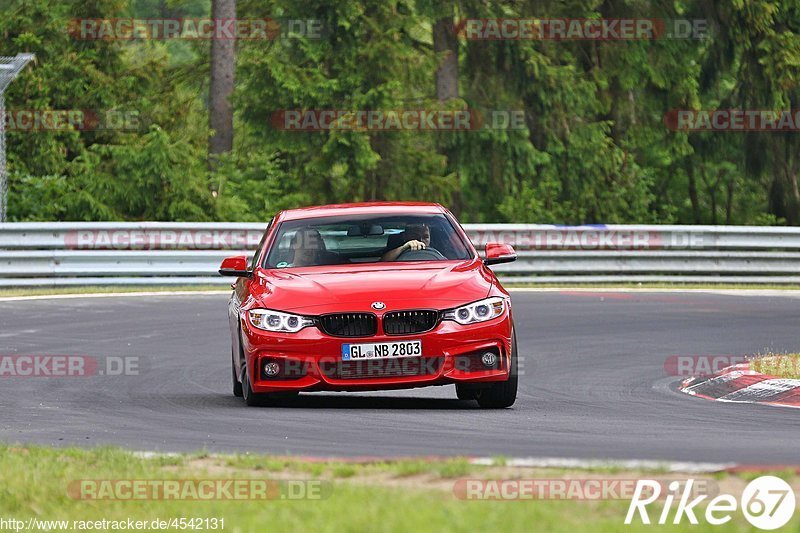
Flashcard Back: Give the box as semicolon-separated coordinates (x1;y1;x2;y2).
240;311;513;393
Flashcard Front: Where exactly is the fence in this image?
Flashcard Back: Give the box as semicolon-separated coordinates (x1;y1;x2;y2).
1;222;799;286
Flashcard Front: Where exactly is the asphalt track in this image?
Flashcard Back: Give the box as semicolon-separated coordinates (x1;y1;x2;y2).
0;290;798;464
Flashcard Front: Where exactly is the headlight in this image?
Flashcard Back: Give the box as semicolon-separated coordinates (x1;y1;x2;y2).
248;309;315;333
443;297;506;325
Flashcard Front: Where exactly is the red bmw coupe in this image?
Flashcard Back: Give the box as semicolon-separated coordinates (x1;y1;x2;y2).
220;202;518;408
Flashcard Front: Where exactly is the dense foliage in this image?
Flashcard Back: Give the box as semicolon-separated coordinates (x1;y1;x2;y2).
1;0;799;224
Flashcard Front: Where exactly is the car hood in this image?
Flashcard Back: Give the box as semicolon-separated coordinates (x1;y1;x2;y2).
247;260;493;313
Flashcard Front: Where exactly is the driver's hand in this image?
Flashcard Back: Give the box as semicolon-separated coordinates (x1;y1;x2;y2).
403;240;426;251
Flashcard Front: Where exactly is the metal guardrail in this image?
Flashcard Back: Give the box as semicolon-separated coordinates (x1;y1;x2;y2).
1;222;799;286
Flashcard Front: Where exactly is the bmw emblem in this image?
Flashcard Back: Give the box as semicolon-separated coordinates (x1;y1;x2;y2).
371;301;386;310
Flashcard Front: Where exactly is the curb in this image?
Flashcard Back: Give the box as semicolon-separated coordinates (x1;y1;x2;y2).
680;363;800;409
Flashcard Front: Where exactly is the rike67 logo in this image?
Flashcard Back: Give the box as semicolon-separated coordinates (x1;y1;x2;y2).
626;476;796;530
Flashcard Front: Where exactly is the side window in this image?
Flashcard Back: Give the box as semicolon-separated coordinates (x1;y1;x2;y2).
249;217;274;270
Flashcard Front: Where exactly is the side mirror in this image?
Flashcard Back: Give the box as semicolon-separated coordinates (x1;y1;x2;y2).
484;243;517;266
219;255;252;277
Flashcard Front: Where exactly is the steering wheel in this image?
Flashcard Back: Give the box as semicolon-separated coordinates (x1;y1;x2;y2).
396;247;446;261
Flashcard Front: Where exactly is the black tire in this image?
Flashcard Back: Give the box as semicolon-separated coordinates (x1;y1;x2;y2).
242;363;266;407
232;357;243;398
476;331;518;409
455;384;480;401
271;391;300;400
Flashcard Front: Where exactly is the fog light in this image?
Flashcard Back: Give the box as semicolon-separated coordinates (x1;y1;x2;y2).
481;351;498;368
263;361;281;377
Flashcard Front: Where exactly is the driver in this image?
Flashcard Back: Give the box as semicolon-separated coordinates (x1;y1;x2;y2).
381;223;431;262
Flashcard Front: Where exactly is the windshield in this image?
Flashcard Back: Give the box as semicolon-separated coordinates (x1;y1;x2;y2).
264;213;472;269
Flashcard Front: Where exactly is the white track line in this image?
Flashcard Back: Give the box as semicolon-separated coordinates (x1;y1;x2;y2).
470;457;736;473
129;451;735;473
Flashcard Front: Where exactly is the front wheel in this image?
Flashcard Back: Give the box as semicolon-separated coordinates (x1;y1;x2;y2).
455;383;481;400
242;363;267;407
232;357;243;398
476;332;518;409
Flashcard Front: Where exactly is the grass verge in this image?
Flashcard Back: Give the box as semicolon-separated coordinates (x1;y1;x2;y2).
750;353;800;379
1;445;797;532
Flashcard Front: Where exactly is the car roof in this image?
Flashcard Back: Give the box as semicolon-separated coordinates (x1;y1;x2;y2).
278;202;446;221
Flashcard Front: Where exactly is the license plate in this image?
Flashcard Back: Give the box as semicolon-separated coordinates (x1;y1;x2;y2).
342;340;422;360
